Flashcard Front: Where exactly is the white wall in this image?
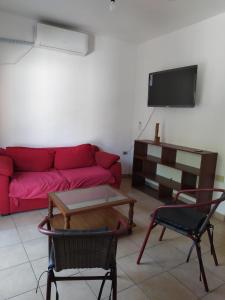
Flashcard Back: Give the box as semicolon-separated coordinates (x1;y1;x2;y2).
133;12;225;213
0;12;137;173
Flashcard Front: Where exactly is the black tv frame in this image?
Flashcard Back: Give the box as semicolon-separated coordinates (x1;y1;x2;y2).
147;65;198;107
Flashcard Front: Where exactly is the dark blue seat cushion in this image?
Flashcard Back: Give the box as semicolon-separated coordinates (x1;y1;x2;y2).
155;207;207;234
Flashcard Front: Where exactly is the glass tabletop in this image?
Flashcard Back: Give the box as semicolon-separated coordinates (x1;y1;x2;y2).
54;185;128;210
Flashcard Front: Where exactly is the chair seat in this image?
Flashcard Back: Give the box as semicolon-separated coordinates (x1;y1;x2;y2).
155;207;207;234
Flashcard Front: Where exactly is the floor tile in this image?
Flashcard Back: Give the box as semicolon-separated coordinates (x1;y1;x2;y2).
200;244;225;281
81;266;134;298
0;228;21;248
201;283;225;300
9;288;44;300
170;260;223;298
118;252;163;284
17;223;43;242
23;237;48;261
0;263;37;299
117;236;139;258
41;281;96;300
139;272;197;300
31;257;79;286
0;243;28;270
117;285;148;300
0;215;16;230
12;211;43;228
145;242;187;271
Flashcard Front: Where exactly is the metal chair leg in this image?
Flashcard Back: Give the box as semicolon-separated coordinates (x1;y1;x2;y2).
207;227;218;266
186;241;195;263
159;226;166;241
137;220;155;264
195;242;209;292
46;270;52;300
112;266;117;300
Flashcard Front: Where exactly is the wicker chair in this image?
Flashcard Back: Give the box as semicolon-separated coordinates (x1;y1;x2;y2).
38;217;127;300
137;188;225;292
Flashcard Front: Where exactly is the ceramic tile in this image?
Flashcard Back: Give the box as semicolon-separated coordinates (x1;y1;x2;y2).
0;263;37;299
118;252;163;284
139;272;197;300
0;243;28;270
12;211;43;228
23;237;48;261
117;285;148;300
81;266;134;298
117;236;139;258
170;260;223;298
0;228;21;248
41;281;96;300
200;244;225;281
0;215;16;230
31;257;79;286
145;242;187;271
17;223;43;242
201;283;225;300
9;289;44;300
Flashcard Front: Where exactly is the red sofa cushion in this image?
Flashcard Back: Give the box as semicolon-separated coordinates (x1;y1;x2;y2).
95;151;120;169
9;170;69;199
54;144;95;170
6;147;54;172
59;166;115;189
0;148;6;155
0;156;13;176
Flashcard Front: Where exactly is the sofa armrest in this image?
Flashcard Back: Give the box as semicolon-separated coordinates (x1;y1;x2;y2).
109;162;122;189
0;155;13;177
95;151;120;169
0;156;12;215
0;175;10;215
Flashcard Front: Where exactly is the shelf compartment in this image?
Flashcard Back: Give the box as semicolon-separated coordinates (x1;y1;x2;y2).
134;171;181;191
134;154;200;175
181;172;197;190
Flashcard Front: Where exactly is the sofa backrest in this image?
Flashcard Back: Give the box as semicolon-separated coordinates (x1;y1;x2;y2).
5;144;99;172
6;147;55;172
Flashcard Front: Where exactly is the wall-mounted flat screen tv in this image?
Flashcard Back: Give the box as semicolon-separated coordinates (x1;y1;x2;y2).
148;65;198;107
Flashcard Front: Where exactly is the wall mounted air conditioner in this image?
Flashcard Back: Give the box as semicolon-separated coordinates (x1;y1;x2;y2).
35;23;88;56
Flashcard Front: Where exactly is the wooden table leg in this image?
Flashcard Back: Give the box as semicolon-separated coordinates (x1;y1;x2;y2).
64;216;71;229
48;197;53;218
128;202;134;234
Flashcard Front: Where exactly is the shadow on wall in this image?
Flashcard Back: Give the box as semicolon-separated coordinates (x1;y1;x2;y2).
37;18;95;55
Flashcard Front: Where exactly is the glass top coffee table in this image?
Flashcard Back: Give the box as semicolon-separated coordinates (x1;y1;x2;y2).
48;185;136;232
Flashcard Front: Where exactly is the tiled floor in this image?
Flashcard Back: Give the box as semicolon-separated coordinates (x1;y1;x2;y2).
0;178;225;299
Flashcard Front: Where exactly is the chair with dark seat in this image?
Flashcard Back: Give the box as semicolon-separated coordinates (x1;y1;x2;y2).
38;217;127;300
137;188;225;292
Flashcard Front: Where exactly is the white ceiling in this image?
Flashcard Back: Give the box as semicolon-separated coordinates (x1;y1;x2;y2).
1;0;225;43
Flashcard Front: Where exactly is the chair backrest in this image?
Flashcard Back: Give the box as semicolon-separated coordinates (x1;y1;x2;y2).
51;230;117;271
174;189;225;235
38;218;122;272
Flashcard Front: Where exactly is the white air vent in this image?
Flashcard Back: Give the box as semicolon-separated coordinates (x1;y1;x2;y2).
35;23;88;56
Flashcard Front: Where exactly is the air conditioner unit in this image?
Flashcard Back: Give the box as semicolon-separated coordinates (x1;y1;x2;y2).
35;23;88;56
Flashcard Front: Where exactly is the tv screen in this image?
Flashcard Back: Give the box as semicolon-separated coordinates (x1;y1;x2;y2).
148;65;197;107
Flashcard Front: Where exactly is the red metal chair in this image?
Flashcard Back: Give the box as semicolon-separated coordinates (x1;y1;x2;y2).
137;188;225;292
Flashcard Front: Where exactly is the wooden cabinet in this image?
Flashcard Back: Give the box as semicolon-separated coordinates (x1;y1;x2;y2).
132;140;218;203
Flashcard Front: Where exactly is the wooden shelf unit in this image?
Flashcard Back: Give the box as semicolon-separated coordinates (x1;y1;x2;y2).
132;140;218;203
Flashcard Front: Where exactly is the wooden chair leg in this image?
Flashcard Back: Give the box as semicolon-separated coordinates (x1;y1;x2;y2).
207;227;218;266
137;220;155;264
159;226;166;241
195;242;209;292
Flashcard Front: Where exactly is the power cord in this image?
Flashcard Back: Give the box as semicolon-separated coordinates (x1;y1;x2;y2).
125;108;156;154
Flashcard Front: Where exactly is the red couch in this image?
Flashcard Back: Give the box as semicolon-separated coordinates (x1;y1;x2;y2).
0;144;121;215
